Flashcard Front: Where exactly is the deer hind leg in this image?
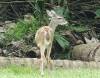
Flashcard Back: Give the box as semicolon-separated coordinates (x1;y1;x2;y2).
46;43;53;69
40;47;46;76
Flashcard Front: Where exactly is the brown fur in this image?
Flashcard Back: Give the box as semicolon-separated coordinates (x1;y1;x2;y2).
35;26;53;48
71;43;100;61
34;10;68;76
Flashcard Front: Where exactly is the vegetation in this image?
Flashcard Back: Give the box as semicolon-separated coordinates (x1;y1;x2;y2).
0;65;99;78
0;0;100;58
0;1;100;77
5;16;39;41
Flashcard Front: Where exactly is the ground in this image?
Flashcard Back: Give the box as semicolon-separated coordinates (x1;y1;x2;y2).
0;65;100;78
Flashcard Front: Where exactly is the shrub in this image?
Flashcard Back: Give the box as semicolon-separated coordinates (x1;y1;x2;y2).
5;16;40;42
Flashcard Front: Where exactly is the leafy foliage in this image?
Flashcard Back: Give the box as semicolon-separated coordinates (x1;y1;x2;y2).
95;9;100;18
54;33;69;50
1;0;100;58
67;24;89;32
5;16;39;41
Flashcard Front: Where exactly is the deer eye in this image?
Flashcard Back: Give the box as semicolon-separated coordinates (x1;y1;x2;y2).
58;17;62;19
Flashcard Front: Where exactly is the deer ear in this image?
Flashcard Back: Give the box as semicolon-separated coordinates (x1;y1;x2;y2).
46;10;56;17
84;37;91;43
51;10;56;15
46;10;53;17
91;37;95;41
91;37;99;43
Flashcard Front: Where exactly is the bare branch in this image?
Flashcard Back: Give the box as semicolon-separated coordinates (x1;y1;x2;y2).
0;0;38;4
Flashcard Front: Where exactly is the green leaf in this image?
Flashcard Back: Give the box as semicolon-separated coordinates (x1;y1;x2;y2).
54;6;64;16
67;24;88;32
95;9;100;18
5;16;39;41
54;33;69;49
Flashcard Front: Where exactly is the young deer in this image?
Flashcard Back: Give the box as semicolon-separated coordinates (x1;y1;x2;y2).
84;37;99;44
35;10;68;76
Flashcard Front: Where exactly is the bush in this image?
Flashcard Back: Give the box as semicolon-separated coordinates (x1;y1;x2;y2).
5;16;40;42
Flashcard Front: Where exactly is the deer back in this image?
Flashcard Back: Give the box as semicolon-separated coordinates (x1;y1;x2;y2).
35;26;53;47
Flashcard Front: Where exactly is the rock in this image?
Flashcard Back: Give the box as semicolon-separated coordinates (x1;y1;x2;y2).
4;21;16;30
0;27;5;33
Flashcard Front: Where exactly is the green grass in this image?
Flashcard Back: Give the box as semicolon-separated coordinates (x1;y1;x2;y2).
0;65;100;78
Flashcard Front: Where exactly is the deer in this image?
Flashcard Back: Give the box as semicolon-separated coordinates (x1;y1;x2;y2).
84;37;99;44
35;10;68;76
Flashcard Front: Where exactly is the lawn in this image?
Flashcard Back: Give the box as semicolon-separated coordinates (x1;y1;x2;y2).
0;65;100;78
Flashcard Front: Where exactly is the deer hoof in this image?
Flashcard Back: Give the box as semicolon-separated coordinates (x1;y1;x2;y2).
41;72;44;77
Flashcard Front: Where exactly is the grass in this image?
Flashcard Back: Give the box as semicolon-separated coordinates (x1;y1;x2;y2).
0;65;100;78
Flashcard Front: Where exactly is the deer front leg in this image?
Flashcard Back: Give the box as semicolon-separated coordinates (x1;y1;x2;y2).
40;47;45;76
46;43;53;69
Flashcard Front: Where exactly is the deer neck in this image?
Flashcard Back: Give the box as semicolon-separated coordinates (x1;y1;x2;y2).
48;18;58;33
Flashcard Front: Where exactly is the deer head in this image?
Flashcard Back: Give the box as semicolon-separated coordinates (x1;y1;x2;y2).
46;10;68;31
85;37;99;44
